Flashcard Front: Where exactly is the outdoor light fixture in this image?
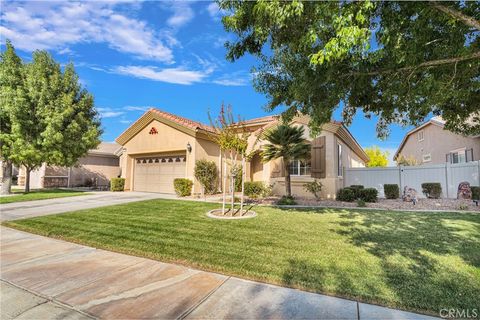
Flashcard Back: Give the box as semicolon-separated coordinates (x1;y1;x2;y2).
186;142;192;153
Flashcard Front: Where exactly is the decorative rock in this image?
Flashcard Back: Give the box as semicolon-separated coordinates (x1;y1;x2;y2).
402;186;417;202
457;181;472;200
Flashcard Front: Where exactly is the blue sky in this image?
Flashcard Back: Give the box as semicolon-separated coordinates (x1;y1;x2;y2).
1;1;413;165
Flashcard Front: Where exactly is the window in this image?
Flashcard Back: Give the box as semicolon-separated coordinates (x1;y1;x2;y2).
288;159;311;176
422;153;431;163
337;144;343;177
450;148;466;164
417;130;424;141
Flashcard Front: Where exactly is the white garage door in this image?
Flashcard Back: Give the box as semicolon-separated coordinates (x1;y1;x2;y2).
133;155;186;194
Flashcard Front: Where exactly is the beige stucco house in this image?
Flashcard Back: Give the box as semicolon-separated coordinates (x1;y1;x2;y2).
394;117;480;165
116;108;368;199
18;142;121;189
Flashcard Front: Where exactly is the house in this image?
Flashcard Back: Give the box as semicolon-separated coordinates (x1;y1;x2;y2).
18;142;121;189
393;117;480;165
116;108;368;198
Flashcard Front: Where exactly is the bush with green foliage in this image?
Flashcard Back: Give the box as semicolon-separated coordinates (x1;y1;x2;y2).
349;185;364;199
244;181;266;198
303;180;323;199
421;183;442;199
384;184;400;199
336;187;356;202
110;178;125;192
173;178;193;197
232;165;243;192
471;186;480;200
194;160;218;195
360;188;378;202
277;195;297;205
357;199;366;207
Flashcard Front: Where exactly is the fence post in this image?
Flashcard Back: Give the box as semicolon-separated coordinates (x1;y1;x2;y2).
398;165;403;193
445;162;449;198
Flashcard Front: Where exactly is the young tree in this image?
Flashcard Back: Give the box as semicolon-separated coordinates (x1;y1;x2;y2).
365;146;389;167
262;125;310;197
220;1;480;138
0;42;101;192
396;155;419;167
0;40;24;194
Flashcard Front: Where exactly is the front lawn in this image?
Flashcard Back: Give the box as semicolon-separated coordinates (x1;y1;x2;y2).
4;199;479;315
0;188;88;204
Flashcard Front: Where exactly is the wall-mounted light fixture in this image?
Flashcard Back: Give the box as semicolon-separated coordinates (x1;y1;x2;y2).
186;142;192;153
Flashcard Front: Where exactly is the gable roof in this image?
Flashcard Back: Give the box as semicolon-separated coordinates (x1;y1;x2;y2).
116;108;215;145
393;117;446;160
88;142;122;157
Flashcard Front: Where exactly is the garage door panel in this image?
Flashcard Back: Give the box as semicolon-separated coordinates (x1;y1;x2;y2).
133;155;186;194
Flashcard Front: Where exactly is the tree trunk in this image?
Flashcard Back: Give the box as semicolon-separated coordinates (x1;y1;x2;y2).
284;162;291;197
1;160;13;195
240;156;245;215
25;167;31;193
230;151;235;216
222;152;227;214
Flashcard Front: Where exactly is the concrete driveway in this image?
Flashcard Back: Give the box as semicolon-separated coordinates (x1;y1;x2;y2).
1;227;437;320
0;191;176;222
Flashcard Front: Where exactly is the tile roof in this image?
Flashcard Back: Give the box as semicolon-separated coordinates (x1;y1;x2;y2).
149;108;215;133
88;142;121;156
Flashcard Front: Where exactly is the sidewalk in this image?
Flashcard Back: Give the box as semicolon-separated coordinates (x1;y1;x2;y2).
1;227;438;319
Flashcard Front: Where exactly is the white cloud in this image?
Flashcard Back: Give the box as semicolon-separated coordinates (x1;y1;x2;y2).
206;2;224;21
113;65;211;85
97;107;125;118
166;2;194;28
1;2;174;62
212;71;251;86
124;106;151;111
119;119;132;124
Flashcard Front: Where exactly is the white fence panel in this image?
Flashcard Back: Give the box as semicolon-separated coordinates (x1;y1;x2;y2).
401;164;447;198
344;167;399;197
344;161;480;199
448;162;480;197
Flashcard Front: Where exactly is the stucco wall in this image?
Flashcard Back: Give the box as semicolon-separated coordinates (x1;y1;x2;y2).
397;124;480;164
69;155;120;187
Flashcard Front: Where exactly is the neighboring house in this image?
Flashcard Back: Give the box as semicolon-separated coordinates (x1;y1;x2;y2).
393;117;480;165
116;108;368;199
18;142;121;189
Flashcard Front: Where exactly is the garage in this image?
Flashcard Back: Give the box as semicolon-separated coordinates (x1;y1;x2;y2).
133;155;186;194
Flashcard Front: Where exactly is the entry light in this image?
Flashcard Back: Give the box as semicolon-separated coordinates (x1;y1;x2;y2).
186;142;192;153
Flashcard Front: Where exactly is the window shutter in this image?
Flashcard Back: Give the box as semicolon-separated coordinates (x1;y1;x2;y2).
311;136;326;178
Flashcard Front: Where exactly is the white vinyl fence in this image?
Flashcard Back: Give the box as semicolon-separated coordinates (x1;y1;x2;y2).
344;161;480;198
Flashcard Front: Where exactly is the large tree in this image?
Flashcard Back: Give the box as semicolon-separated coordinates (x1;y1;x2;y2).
0;40;24;194
220;1;480;138
0;42;101;192
365;146;389;167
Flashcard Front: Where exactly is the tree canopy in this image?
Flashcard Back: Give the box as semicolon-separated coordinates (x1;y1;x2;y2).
364;146;389;167
220;1;480;138
0;41;101;191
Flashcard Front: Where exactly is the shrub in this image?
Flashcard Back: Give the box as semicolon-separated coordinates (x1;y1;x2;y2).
303;180;323;199
110;178;125;191
194;160;218;195
277;195;297;205
421;183;442;199
360;188;378;202
173;178;193;197
232;165;243;192
349;185;364;199
357;199;366;207
471;186;480;200
336;187;356;202
244;181;266;198
384;184;400;199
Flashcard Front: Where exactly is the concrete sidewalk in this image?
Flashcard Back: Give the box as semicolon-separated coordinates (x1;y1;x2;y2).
0;191;176;222
0;227;438;319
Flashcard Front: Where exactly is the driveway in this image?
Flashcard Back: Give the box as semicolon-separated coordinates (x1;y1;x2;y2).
1;227;437;320
0;191;176;222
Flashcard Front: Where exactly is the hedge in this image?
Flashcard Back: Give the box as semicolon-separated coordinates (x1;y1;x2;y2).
337;187;356;202
173;178;193;197
244;181;266;198
421;182;442;199
194;160;218;195
360;188;378;202
337;186;378;202
471;186;480;200
384;184;400;199
110;178;125;191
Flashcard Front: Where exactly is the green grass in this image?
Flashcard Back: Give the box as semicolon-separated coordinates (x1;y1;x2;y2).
0;188;88;204
4;199;479;315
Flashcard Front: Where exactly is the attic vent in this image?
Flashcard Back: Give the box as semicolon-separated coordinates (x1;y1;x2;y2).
149;127;158;135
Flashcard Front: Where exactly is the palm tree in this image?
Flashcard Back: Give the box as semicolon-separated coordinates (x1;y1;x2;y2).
262;124;310;197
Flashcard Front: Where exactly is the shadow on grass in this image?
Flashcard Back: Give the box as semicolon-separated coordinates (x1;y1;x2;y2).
278;208;480;313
